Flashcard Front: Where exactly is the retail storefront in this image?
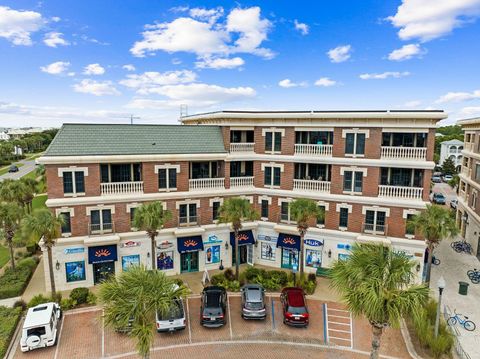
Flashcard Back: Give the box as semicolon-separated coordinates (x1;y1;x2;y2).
88;244;118;285
276;233;300;269
304;239;323;269
204;234;222;267
177;235;204;273
231;230;255;265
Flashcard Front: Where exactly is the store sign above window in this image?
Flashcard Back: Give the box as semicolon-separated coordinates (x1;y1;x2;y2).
64;247;85;255
88;245;118;264
157;240;174;249
121;241;140;248
257;234;277;242
337;243;351;250
205;235;222;244
304;239;323;247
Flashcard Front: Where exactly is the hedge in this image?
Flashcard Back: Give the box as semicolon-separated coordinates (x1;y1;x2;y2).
0;257;38;299
0;306;22;358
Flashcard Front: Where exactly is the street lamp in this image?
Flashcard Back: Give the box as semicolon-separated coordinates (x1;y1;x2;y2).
434;276;446;338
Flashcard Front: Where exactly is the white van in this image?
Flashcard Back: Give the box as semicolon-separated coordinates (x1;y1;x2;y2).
20;303;62;352
156;298;186;332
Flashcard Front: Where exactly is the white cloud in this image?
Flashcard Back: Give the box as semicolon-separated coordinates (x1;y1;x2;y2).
404;100;422;107
83;63;105;75
120;70;197;94
459;106;480;117
51;16;61;22
73;79;120;96
0;6;44;45
278;79;307;88
122;64;135;71
388;0;480;42
294;19;309;35
388;43;425;61
327;45;352;63
195;56;244;69
172;58;182;65
359;71;410;80
43;32;69;47
130;6;273;61
40;61;71;75
435;89;480;103
314;77;337;87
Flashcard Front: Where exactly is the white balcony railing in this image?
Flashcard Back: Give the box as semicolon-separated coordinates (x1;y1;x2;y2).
378;185;423;200
189;178;225;191
101;181;144;196
294;144;333;157
230;176;254;188
380;146;427;160
230;143;255;152
293;179;331;193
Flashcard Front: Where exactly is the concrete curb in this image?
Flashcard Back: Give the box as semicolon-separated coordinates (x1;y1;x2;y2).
400;318;424;359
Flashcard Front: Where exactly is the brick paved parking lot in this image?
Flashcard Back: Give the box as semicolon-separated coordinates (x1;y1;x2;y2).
12;295;410;359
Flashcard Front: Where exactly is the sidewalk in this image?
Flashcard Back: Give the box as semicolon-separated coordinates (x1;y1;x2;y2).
22;255;46;302
430;237;480;358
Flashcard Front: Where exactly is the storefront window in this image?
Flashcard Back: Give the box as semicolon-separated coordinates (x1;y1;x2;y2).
281;248;298;269
122;255;140;271
338;253;350;261
205;245;220;264
306;249;322;268
261;242;275;261
157;251;174;270
65;261;86;282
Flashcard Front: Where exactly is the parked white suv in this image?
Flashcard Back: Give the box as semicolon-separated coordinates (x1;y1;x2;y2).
20;302;61;352
156;298;186;332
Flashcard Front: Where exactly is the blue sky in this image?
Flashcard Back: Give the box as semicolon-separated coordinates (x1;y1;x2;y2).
0;0;480;127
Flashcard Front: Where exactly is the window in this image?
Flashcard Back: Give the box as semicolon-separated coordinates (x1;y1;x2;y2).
317;206;326;226
261;200;269;219
60;212;71;234
158;168;177;191
63;171;85;195
212;201;220;221
130;207;137;228
406;214;415;236
476;164;480;181
343;171;363;193
179;203;197;225
261;242;275;261
90;209;112;232
100;164;141;183
345;133;365;155
306;249;322;268
264;166;281;187
339;208;349;228
364;210;386;233
65;261;86;282
280;202;293;222
265;131;282;152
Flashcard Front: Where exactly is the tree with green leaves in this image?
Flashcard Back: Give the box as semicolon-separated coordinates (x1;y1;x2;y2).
442;157;457;175
0;202;24;269
410;204;458;283
217;197;259;280
99;266;188;359
132;201;171;270
20;177;37;213
289;198;324;276
330;243;429;359
22;209;64;295
0;179;26;205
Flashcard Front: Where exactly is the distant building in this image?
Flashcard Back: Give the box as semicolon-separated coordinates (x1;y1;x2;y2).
7;127;45;139
439;139;463;170
0;131;10;141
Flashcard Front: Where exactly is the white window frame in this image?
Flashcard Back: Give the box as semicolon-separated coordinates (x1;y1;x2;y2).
342;129;369;157
403;209;419;239
209;197;224;223
336;203;352;231
259;195;272;221
362;206;390;234
278;198;295;224
262;128;285;154
58;166;88;197
261;162;284;189
316;201;329;229
55;207;74;237
176;200;200;226
340;167;367;195
154;164;180;192
86;205;115;234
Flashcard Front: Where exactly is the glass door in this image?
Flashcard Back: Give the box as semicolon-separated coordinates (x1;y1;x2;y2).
247;245;254;265
93;262;115;284
281;248;298;269
180;252;199;273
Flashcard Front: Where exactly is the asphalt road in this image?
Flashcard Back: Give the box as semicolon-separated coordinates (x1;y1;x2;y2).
431;181;457;205
0;159;37;182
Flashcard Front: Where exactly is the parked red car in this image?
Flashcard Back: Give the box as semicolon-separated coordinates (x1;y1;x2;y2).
280;287;309;327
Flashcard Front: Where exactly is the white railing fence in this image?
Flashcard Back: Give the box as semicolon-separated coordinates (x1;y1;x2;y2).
229;143;255;152
293;179;331;193
294;144;333;156
230;176;254;188
378;185;423;199
189;178;225;190
380;146;427;160
101;181;144;195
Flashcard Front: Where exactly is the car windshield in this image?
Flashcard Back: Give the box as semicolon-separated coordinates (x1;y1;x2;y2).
246;301;264;310
287;306;307;314
158;300;184;320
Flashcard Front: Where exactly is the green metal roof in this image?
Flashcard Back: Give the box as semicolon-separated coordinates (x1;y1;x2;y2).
45;124;227;156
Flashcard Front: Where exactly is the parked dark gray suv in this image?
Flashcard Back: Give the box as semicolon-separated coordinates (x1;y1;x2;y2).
241;284;266;320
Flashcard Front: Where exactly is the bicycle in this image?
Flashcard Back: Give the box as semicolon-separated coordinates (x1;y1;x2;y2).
451;240;473;254
467;269;480;284
447;309;476;331
432;256;440;265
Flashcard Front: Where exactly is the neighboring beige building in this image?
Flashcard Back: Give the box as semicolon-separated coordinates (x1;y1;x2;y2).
457;117;480;258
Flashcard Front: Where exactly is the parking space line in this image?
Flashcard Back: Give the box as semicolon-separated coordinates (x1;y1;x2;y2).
328;328;351;334
329;336;351;341
327;308;349;313
53;313;65;359
324;303;329;343
271;296;275;330
349;311;353;349
329;321;351;326
186;298;192;344
328;314;350;319
227;295;233;340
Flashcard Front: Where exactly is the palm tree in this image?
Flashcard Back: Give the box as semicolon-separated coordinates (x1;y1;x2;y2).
0;202;24;269
22;209;64;296
99;266;188;359
290;198;324;276
330;243;429;359
21;177;37;213
0;179;26;205
217;197;259;280
132;201;171;270
410;204;458;283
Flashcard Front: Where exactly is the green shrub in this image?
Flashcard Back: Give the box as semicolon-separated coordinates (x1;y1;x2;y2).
307;273;317;282
17;257;38;270
243;267;262;281
13;300;27;311
61;298;77;310
28;294;51;308
172;278;184;287
210;273;224;286
0;264;35;299
69;287;89;305
224;268;235;281
86;292;97;305
0;306;22;358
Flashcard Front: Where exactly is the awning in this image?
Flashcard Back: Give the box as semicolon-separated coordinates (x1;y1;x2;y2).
177;235;204;253
276;233;301;251
88;244;118;264
229;230;255;246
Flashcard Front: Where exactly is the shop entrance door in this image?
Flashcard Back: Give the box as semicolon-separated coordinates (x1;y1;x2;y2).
281;248;298;269
232;245;248;265
181;252;199;273
93;261;115;284
247;245;254;265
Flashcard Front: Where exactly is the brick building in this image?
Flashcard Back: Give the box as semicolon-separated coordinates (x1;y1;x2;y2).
39;110;445;290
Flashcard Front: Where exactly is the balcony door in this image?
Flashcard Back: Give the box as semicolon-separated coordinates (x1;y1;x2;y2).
100;163;141;183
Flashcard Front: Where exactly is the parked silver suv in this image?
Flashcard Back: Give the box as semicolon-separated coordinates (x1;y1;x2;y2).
241;284;266;320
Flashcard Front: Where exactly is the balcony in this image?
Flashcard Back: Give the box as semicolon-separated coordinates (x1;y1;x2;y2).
230;176;254;188
101;181;144;196
362;223;387;235
293;179;331;193
294;144;333;157
378;185;423;200
89;222;114;235
380;146;427;160
189;178;225;191
230;143;255;152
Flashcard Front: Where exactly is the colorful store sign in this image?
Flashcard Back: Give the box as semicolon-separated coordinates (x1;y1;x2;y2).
205;245;220;264
121;241;140;248
88;245;118;264
276;233;301;251
64;247;85;255
157;240;174;249
65;261;86;282
177;236;204;253
122;255;140;271
304;239;324;247
229;230;255;246
205;234;222;244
